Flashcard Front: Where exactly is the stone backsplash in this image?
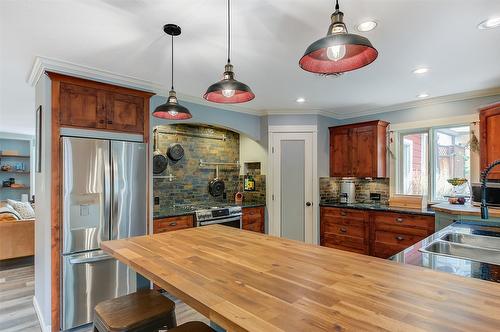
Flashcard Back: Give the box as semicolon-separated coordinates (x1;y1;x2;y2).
154;124;265;207
320;177;390;204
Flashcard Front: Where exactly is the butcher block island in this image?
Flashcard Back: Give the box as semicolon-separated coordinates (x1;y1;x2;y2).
101;225;500;332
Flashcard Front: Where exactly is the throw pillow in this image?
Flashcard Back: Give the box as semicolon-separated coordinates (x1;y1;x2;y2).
7;199;35;219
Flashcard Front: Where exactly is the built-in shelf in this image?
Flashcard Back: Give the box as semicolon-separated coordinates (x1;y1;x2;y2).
0;154;30;158
0;171;30;174
1;186;30;190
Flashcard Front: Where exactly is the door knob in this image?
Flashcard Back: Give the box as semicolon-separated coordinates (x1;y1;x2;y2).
306;202;312;207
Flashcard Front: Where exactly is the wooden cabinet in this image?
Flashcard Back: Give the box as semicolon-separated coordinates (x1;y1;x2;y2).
320;207;369;254
50;73;152;135
329;120;389;178
480;103;500;179
153;215;194;234
370;211;434;259
242;206;265;233
320;207;434;258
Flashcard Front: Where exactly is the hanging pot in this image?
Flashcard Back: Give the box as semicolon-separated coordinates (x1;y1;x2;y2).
153;129;168;175
208;165;225;197
167;143;184;162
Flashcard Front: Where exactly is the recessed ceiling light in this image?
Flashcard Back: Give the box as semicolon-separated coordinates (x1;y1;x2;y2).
417;93;429;98
412;67;429;75
478;17;500;30
296;97;306;103
356;20;377;32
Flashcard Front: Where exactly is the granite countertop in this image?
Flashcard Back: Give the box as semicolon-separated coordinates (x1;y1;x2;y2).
390;221;500;283
319;201;435;216
433;202;500;217
154;201;266;219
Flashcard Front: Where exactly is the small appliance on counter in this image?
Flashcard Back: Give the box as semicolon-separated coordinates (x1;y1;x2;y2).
339;180;355;204
471;182;500;208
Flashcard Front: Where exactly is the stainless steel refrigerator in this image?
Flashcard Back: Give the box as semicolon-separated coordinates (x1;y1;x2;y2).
60;137;147;331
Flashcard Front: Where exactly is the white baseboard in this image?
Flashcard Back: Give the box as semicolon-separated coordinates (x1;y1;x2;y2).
33;296;51;332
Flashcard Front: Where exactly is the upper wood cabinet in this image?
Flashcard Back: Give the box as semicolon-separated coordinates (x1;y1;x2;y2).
329;120;389;178
49;73;153;135
480;103;500;179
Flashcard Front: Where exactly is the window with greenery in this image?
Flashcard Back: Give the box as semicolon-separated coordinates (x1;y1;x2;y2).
396;125;471;202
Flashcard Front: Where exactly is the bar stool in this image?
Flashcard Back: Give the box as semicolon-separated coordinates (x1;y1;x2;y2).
167;321;215;332
93;289;177;332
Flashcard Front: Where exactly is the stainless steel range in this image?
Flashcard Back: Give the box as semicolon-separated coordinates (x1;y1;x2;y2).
195;206;242;228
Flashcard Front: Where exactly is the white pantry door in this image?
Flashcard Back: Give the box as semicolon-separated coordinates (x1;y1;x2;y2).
271;132;314;243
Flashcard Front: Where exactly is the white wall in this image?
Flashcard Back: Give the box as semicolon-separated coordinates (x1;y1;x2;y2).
34;75;52;331
239;134;267;175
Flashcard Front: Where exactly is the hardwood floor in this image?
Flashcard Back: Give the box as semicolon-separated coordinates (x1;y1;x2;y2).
0;265;41;332
0;263;207;332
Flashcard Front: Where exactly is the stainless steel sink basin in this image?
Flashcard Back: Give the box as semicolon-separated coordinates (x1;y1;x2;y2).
420;241;500;265
440;233;500;251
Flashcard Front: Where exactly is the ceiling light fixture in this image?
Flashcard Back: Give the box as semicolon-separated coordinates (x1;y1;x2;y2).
296;97;306;103
417;93;429;98
412;67;429;75
478;17;500;29
299;0;378;75
153;24;192;120
356;20;377;32
203;0;254;104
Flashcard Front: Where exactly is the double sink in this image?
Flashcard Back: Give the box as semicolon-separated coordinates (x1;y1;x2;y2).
420;228;500;265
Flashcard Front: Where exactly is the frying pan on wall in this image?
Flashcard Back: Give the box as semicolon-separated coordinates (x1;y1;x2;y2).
153;129;168;174
167;142;184;163
209;165;225;197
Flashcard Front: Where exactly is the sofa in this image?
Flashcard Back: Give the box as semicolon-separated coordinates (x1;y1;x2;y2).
0;201;35;260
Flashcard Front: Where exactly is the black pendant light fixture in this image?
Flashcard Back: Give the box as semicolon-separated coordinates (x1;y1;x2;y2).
299;0;378;75
153;24;192;120
203;0;254;103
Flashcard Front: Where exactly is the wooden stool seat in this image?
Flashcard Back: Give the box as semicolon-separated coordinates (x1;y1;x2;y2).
167;321;215;332
94;290;176;332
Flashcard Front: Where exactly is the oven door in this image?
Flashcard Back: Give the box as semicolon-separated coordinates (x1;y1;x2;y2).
198;215;242;228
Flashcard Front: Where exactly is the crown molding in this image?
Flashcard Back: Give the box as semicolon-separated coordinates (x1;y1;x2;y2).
326;87;500;120
27;56;262;116
262;108;333;117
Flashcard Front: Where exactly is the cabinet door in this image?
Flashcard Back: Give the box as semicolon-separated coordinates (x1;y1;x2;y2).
480;105;500;179
330;128;352;177
242;207;265;233
352;125;376;177
105;92;145;134
60;83;106;129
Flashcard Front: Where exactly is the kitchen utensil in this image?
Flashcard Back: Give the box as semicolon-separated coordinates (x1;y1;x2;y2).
209;165;225;197
167;143;184;162
153;129;168;175
340;181;356;204
235;192;243;204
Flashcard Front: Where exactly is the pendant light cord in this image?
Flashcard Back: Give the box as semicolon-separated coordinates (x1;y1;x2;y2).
227;0;231;64
335;0;339;10
171;34;174;90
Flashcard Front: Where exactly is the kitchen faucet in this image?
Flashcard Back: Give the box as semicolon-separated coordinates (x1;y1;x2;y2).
480;160;500;219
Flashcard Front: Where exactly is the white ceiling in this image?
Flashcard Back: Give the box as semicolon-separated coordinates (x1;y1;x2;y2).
1;0;500;135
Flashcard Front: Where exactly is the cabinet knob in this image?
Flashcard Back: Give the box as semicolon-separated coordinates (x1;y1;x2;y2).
169;222;177;226
395;235;405;241
107;120;113;124
395;217;404;223
340;227;347;233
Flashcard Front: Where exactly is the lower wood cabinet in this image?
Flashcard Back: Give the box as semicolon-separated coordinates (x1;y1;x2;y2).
242;206;265;233
153;215;194;234
320;207;435;258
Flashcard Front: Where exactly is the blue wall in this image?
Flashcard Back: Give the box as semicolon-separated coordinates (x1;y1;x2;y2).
0;138;31;201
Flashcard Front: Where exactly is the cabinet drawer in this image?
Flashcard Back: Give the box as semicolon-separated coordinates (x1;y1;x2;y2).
244;222;263;233
243;207;263;217
322;207;368;220
372;242;407;259
322;242;365;255
322;223;364;238
153;215;194;233
321;233;366;251
373;211;434;230
374;230;426;247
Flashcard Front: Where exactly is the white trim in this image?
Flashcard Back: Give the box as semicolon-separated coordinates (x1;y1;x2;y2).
389;114;479;132
267;125;318;245
27;56;261;116
33;296;51;332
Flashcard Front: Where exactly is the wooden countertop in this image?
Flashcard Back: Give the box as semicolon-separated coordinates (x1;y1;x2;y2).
102;225;500;332
433;202;500;217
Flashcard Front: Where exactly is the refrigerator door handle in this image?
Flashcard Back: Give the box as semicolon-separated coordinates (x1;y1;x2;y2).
69;253;114;265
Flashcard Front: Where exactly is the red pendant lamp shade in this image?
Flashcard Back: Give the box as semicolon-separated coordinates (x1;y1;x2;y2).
299;1;378;75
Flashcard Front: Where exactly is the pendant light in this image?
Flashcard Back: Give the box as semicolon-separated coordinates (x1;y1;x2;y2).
203;0;254;103
299;0;378;75
153;24;192;120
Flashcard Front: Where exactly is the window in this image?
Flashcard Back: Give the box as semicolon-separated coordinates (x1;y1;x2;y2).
396;125;470;202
